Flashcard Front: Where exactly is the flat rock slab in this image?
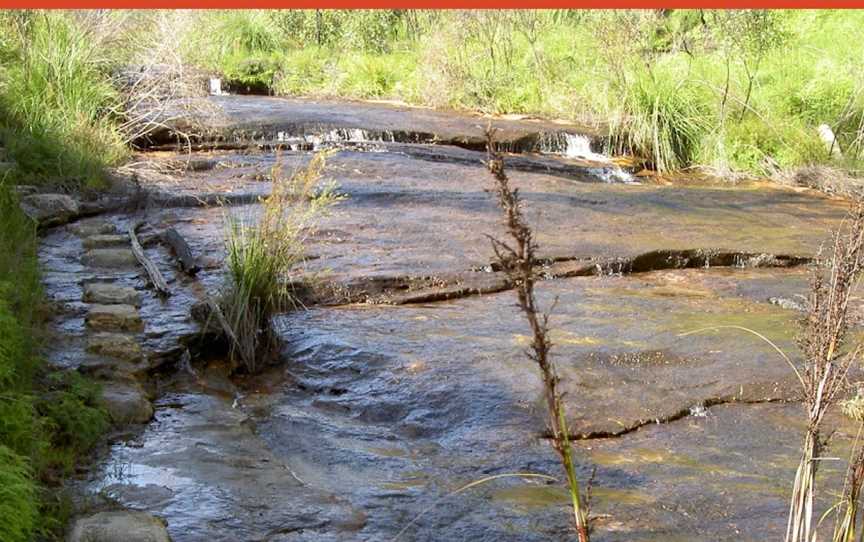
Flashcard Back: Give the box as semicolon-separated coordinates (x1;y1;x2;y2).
271;269;806;438
87;332;144;361
68;510;170;542
71;219;117;237
83;234;129;249
86;304;144;332
88;390;363;541
151;95;602;151
83;248;138;268
84;283;141;306
579;403;853;541
150;150;849;284
20;193;79;227
101;381;153;424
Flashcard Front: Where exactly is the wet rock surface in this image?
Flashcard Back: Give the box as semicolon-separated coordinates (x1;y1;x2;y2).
68;510;171;542
84;283;142;306
36;99;864;540
147;95;604;154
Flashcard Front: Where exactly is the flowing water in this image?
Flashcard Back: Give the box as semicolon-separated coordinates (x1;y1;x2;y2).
41;95;863;541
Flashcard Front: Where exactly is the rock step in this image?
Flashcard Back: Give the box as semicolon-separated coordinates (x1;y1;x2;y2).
85;304;143;332
83;282;141;306
99;381;153;424
82;248;138;268
82;234;129;249
86;332;144;361
68;510;170;542
71;219;117;237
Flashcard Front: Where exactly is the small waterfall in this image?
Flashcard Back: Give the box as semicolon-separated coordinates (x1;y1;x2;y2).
538;132;634;184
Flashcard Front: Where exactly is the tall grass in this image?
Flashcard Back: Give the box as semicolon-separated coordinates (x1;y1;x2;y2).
0;12;126;188
219;153;340;372
786;204;864;542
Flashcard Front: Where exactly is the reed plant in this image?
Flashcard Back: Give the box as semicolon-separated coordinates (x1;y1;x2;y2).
786;203;864;542
219;152;340;373
484;128;590;541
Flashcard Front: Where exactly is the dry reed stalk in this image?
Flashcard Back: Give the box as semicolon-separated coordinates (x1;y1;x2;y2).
787;203;864;542
484;127;590;541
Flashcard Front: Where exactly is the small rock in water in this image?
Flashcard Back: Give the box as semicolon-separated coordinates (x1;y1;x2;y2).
68;510;170;542
85;304;144;332
87;332;144;361
100;382;153;424
82;248;138;268
71;219;117;237
84;283;141;306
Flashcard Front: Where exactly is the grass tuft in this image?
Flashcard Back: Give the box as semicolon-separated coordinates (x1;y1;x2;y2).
219;152;341;372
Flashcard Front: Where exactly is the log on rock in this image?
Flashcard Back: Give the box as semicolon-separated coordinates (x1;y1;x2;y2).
161;227;201;276
129;221;171;297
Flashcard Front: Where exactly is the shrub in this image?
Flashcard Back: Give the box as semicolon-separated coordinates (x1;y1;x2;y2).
612;69;712;172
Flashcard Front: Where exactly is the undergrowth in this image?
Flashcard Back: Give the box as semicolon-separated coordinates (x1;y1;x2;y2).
0;182;109;541
0;11;127;189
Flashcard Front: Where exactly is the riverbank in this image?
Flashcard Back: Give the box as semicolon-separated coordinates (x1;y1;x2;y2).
188;10;864;177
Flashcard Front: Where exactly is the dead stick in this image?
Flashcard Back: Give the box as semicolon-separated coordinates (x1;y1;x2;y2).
129;221;171;297
162;227;200;276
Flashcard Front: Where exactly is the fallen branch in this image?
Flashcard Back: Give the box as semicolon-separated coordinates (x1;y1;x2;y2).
161;227;200;275
129;221;171;297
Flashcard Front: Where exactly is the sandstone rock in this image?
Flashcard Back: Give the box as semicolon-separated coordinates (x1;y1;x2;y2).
68;510;169;542
78;357;142;382
83;234;129;249
85;304;143;332
100;382;153;424
20;193;79;227
83;283;141;306
87;332;144;361
71;219;117;237
83;248;138;268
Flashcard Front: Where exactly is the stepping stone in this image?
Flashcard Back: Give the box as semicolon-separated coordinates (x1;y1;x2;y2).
78;357;142;382
68;510;169;542
83;283;141;306
100;382;153;424
85;304;143;332
71;219;116;237
82;248;137;268
86;332;144;361
82;234;129;249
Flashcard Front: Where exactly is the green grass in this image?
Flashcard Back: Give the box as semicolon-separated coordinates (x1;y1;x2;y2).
220;153;340;372
0;12;127;188
0;12;120;531
0;182;109;541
